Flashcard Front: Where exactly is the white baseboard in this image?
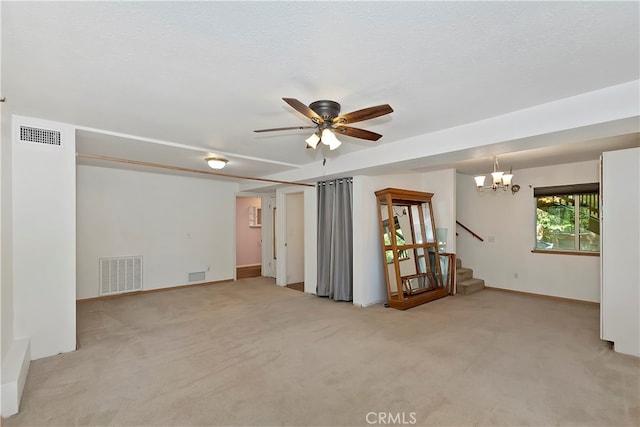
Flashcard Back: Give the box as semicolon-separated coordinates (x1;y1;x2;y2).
1;338;31;418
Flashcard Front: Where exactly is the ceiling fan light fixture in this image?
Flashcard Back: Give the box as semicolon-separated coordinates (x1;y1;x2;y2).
305;132;321;149
206;157;228;170
254;98;394;152
321;128;341;150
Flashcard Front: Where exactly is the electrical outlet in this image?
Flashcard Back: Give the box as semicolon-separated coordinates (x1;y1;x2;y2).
514;273;518;279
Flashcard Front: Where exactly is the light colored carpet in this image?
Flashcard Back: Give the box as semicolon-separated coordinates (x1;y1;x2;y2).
4;277;639;426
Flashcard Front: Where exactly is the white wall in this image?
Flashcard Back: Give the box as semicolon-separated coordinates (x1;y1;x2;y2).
0;18;20;410
12;116;77;360
0;31;13;368
456;160;600;302
601;147;640;357
76;165;238;299
352;169;456;307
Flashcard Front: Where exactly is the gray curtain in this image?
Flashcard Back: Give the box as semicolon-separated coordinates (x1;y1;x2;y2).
316;177;353;301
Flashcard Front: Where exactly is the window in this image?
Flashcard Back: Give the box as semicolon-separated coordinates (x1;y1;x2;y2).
534;183;600;253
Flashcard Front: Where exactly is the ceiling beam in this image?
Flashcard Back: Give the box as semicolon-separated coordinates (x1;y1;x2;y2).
76;153;314;187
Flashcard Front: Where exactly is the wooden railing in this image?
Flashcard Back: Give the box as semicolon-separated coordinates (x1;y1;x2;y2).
456;221;484;242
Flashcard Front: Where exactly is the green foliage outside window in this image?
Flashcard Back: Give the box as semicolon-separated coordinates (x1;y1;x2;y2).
536;193;599;252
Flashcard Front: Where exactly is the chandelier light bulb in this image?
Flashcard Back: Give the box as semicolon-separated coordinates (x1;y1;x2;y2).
305;133;320;149
321;129;342;150
491;171;504;185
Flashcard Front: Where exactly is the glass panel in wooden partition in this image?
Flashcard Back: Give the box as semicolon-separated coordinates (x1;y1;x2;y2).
381;205;414;246
439;253;455;295
410;205;425;244
427;247;444;286
386;262;399;297
423;201;435;243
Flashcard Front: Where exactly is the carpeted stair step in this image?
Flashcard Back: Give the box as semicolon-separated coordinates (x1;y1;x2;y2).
457;278;485;295
455;257;485;295
457;267;473;282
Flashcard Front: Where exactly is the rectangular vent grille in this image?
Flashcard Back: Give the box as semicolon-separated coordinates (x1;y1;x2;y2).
100;256;142;296
19;126;61;145
188;271;206;282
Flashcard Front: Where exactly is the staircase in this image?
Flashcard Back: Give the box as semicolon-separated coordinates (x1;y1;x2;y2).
456;258;485;295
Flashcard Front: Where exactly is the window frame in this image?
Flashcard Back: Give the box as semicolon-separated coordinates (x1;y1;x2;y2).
532;183;600;256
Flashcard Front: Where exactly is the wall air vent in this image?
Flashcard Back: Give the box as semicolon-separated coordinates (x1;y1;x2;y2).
188;271;206;282
99;256;142;296
19;126;61;146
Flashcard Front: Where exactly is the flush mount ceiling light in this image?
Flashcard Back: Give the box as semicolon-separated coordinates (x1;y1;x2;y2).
206;156;228;170
474;156;519;194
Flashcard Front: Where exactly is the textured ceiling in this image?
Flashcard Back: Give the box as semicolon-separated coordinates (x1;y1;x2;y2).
2;1;639;186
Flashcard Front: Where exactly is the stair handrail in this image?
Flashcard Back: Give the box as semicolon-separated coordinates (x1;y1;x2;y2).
456;221;484;242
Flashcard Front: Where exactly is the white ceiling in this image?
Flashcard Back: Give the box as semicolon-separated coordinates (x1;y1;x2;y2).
2;1;639;189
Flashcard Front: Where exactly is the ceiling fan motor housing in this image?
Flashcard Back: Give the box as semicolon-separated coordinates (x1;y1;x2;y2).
309;100;341;121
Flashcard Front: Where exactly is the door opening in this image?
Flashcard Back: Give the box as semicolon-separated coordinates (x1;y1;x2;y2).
285;192;305;289
235;196;262;279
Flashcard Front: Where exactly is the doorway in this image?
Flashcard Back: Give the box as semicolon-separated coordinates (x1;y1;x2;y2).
235;196;262;279
285;192;305;288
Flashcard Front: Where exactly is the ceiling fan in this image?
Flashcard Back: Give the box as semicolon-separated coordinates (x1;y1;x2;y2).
254;98;393;150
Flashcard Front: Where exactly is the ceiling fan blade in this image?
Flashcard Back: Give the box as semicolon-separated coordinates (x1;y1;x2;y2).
254;125;317;133
333;104;393;125
282;98;324;124
333;126;382;141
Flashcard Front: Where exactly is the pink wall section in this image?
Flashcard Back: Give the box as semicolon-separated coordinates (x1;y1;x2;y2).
236;197;262;266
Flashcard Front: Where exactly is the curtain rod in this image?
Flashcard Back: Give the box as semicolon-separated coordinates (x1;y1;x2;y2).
76;153;315;188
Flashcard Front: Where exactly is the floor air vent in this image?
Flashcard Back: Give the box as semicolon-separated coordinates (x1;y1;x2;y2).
100;256;142;296
19;126;61;146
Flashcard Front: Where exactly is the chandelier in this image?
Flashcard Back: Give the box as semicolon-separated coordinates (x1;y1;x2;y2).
474;156;519;193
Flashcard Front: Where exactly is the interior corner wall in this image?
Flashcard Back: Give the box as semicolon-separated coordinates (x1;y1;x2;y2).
235;197;262;267
76;165;238;299
456;160;601;302
601;147;640;357
352;169;456;307
12;115;76;360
